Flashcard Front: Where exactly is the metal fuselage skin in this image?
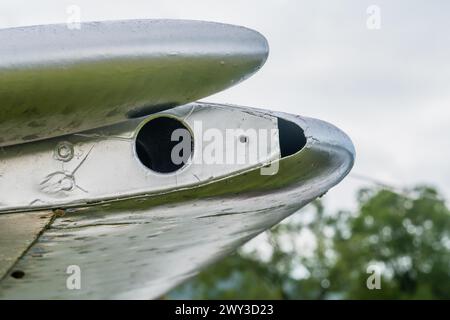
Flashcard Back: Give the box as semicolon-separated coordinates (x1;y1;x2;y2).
0;102;354;299
0;20;268;147
0;19;354;299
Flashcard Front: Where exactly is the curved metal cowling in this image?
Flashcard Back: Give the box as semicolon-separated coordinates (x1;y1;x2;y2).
0;19;269;147
0;103;355;299
0;20;355;299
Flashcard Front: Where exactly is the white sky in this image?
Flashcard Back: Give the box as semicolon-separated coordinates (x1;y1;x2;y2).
1;0;449;210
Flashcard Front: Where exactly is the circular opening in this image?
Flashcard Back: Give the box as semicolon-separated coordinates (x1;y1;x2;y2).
11;270;25;279
135;117;193;174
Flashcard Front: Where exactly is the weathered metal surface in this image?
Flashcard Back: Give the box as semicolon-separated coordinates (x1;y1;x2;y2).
0;103;280;213
0;211;54;280
0;109;355;299
0;20;269;147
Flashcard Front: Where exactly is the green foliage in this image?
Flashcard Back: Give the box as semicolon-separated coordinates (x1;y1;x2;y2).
169;186;450;299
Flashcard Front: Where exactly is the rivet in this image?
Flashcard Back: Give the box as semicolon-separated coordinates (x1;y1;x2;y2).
239;135;248;143
55;141;74;162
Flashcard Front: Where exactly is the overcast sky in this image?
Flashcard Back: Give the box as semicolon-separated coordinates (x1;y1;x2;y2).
1;0;449;210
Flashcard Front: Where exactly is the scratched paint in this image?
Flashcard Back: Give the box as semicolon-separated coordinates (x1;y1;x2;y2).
0;111;354;299
0;211;54;280
0;103;281;212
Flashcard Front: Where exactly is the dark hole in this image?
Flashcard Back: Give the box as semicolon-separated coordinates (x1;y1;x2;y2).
277;117;307;158
11;270;25;279
135;117;193;173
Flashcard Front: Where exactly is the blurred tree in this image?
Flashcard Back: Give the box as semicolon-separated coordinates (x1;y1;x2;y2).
169;186;450;299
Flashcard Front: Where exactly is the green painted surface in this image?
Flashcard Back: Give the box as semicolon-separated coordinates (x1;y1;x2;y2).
0;56;261;146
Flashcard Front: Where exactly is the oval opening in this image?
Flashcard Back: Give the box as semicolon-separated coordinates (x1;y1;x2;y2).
277;117;307;158
11;270;25;279
135;117;193;174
